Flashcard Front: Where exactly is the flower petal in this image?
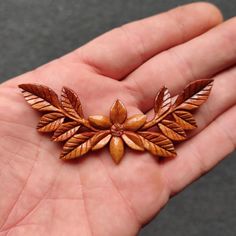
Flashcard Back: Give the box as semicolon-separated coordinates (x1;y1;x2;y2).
92;134;112;150
88;115;112;129
123;114;146;131
109;136;124;164
122;131;144;151
110;100;127;124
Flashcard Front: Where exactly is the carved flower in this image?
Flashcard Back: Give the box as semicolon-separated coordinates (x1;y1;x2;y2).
88;100;147;163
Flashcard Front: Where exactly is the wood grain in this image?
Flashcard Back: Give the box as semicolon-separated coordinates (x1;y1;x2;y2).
19;79;213;164
110;100;127;124
173;111;197;130
109;136;124;164
88;115;112;129
158;120;187;141
154;86;171;117
138;131;176;157
61;87;84;120
19;84;61;112
52;121;81;141
122;131;144;151
37;112;64;132
174;79;213;110
123;114;146;131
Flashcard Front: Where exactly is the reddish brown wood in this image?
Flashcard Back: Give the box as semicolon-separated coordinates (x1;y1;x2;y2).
61;87;84;120
138;131;176;157
52;121;81;141
158;120;187;141
18;79;213;164
173;111;197;130
154;86;171;117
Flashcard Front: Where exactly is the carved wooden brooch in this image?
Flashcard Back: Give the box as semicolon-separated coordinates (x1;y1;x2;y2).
18;79;213;164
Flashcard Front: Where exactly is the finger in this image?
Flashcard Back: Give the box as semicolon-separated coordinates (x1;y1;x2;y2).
162;104;236;196
189;67;236;136
144;65;236;136
124;17;236;112
70;2;222;80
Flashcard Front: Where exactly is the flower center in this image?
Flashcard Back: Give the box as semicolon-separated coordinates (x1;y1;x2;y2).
111;124;123;137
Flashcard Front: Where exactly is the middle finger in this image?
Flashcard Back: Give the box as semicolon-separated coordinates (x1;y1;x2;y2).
123;18;236;112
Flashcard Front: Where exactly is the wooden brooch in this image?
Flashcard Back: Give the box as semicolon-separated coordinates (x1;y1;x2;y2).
18;79;213;164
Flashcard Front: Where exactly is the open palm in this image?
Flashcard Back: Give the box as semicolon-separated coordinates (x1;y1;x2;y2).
0;3;236;236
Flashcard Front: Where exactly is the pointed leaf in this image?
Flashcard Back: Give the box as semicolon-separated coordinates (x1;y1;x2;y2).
61;87;84;120
154;86;171;116
109;136;124;164
19;84;61;112
173;111;197;130
88;115;112;129
174;79;213;110
158;120;186;141
61;132;95;160
61;131;109;160
52;121;81;141
122;131;144;151
37;112;64;132
110;100;127;124
123;114;146;131
138;131;176;157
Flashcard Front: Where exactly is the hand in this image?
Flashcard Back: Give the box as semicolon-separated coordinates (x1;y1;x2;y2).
0;2;235;235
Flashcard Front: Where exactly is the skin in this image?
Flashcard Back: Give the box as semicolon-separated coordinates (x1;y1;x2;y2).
0;2;235;235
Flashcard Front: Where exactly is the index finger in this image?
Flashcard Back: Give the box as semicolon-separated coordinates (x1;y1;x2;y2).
69;2;223;80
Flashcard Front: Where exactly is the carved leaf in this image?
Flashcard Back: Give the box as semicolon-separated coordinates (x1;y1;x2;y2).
19;84;61;112
61;131;109;160
52;121;81;141
158;120;186;141
110;100;127;124
154;86;171;116
37;112;64;132
61;132;95;159
138;131;176;157
88;115;112;129
123;114;146;131
174;79;213;110
61;87;84;120
109;136;125;164
122;131;144;151
173;111;197;130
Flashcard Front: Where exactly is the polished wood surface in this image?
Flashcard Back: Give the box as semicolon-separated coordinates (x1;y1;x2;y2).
19;79;213;164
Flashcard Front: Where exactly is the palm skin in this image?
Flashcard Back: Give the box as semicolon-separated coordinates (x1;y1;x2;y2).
0;2;236;236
